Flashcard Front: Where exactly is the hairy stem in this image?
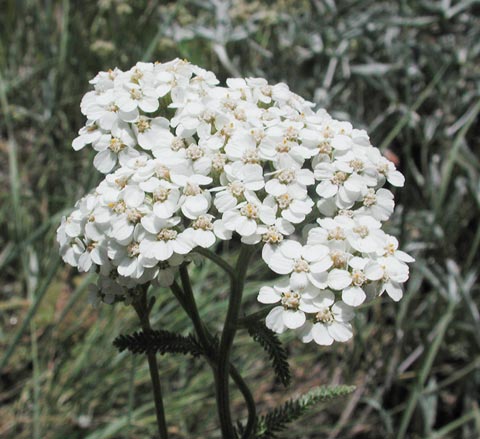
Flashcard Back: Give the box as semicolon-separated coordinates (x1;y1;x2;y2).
217;245;255;438
133;291;169;439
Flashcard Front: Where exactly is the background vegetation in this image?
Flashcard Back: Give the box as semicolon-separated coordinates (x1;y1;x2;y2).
1;0;479;437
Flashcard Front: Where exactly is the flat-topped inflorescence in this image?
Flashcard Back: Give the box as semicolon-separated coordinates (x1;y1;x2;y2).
57;58;413;346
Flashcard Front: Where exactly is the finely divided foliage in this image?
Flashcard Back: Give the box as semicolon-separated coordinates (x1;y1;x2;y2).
57;58;413;346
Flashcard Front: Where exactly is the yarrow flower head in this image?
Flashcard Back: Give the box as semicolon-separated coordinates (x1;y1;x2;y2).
58;58;413;346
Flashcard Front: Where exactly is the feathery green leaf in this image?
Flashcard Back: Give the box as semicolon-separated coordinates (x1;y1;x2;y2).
255;385;356;438
247;320;291;387
113;329;205;357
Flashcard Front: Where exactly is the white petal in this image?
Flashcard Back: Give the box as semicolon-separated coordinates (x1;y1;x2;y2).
172;234;193;255
327;269;351;290
259;206;276;225
299;321;314;343
388;170;405;187
265;307;287;334
261;243;276;264
364;261;384;281
342;286;366;307
279;240;302;259
290;272;309;289
139;96;159;113
282;309;306;329
236;217;257;236
328;321;353;342
310;256;333;273
94;150;117;173
222;211;240;230
312;323;334;345
123;186;145;208
153;201;176;219
312;290;335;308
118;257;138;277
316;181;337;198
195;230;216;248
265;179;286;196
141;215;161;234
385;281;403;301
213;220;233;240
308;271;329;289
331;135;353;151
332;301;355;322
395;250;415;263
258;286;280;304
302;244;329;262
268;255;294;275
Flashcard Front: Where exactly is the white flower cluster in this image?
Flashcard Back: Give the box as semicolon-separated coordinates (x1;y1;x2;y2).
57;59;413;344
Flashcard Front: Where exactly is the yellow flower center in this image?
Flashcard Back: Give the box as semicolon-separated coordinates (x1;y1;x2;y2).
109;137;125;153
228;181;245;198
293;258;310;273
127;242;140;257
186;144;205;160
353;225;369;238
327;227;346;241
363;189;377;207
240;203;259;219
281;290;301;310
331;171;348;185
262;226;283;244
351;270;366;286
330;250;347;268
315;308;334;324
136;118;151;133
129;88;142;100
192;215;213;231
276;193;292;209
242;149;260;164
277;169;295;184
153;187;170;202
157;229;177;241
183;183;202;196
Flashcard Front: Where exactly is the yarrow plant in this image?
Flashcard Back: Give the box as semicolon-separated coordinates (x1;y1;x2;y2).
57;58;413;438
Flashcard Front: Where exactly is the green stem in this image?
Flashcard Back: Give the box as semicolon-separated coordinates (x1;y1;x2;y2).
217;245;255;438
179;265;213;353
193;247;236;282
133;291;169;439
172;266;257;438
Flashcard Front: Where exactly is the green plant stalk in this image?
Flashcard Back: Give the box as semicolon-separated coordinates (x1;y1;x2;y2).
173;268;257;438
178;265;214;354
132;291;169;439
193;247;236;282
217;245;255;438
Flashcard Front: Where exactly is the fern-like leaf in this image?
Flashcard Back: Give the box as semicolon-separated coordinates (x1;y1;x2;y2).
255;385;356;438
247;320;291;387
113;329;205;357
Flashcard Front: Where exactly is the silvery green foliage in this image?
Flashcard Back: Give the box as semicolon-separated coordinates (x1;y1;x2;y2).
57;59;413;346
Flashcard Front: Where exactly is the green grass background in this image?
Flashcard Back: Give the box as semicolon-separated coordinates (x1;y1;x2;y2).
1;0;479;437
